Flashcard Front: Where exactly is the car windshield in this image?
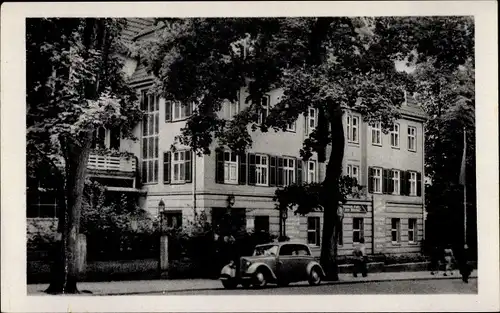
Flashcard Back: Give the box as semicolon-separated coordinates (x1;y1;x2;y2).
253;244;278;256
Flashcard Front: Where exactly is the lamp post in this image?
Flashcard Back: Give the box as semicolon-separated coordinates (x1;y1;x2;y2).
158;199;165;275
280;206;288;238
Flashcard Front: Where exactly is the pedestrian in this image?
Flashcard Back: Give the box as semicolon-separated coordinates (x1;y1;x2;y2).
443;244;455;276
429;245;442;275
458;244;473;283
352;237;367;278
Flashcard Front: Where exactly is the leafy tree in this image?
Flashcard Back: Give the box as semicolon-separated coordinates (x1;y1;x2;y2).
415;59;475;252
137;17;473;279
26;18;141;293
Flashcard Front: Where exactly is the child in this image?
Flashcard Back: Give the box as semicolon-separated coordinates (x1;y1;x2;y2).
352;237;367;277
443;244;455;276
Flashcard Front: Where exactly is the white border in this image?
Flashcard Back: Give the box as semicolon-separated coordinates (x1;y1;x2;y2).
1;1;498;312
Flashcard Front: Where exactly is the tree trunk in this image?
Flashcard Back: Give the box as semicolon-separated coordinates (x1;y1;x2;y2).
319;108;345;281
45;133;92;294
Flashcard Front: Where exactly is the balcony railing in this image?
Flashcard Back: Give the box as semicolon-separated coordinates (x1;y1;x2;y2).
87;154;136;173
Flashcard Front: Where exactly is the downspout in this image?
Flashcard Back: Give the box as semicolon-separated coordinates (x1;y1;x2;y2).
193;153;197;217
422;121;426;244
371;195;375;254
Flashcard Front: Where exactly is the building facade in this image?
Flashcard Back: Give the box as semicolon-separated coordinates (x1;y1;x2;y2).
27;18;427;257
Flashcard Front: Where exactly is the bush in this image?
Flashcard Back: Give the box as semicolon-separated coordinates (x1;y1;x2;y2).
27;219;58;257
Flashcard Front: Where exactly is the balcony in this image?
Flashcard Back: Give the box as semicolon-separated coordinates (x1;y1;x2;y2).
87;154;136;173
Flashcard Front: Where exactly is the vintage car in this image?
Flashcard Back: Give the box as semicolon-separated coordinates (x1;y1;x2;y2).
220;241;325;289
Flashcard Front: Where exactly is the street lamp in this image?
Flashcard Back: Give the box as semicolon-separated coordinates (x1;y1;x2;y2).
280;205;288;238
158;199;165;276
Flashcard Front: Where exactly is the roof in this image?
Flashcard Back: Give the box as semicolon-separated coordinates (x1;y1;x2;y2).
129;62;154;85
122;18;155;43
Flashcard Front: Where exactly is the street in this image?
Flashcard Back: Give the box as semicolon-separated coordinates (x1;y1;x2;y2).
156;278;477;295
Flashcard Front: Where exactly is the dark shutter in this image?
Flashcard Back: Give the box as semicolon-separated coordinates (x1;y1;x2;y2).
184;102;192;117
296;159;303;185
388;170;394;194
402;171;410;196
368;167;373;193
185;151;192;182
400;171;405;196
165;101;172;122
269;156;277;186
163;152;171;184
417;172;422;196
215;149;224;184
238;153;247;185
277;157;284;187
248;153;256;185
383;169;389;194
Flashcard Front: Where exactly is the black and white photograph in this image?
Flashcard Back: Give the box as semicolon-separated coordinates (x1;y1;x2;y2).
1;1;498;312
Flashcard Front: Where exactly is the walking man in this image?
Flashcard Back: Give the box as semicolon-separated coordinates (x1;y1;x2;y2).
353;237;367;278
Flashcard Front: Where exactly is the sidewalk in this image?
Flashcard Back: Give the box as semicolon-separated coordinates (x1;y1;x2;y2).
27;270;477;296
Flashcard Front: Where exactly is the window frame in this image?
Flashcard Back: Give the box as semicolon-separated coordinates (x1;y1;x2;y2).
307;160;316;183
407;126;417;152
409;171;417;196
224;100;240;120
257;95;270;125
346;114;359;144
390;123;400;148
392;169;400;195
391;218;401;244
352;218;364;244
371;122;382;146
286;120;296;132
282;157;296;186
141;91;160;184
255;154;269;186
307;216;321;247
372;167;383;193
347;164;360;184
408;218;417;243
171;102;193;121
223;151;239;184
307;107;318;134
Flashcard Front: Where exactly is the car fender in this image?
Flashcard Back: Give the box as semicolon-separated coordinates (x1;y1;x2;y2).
246;263;277;280
220;265;237;278
307;261;326;277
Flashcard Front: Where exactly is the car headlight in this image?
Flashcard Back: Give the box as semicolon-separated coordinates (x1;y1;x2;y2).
229;260;236;268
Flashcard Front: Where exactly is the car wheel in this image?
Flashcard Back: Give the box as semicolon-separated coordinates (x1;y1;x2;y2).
221;279;237;289
308;266;322;286
253;269;268;288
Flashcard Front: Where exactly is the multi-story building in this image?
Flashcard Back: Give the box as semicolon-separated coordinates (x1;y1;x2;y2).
27;18;427;257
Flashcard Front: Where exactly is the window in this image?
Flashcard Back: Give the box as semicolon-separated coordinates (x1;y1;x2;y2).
286;121;296;132
307;216;321;246
346;114;359;143
307;108;318;134
224;100;239;120
408;126;416;151
408;218;417;243
390;123;400;148
283;157;296;186
254;216;270;233
409;171;417;196
392;170;400;195
353;218;364;243
347;164;360;184
223;151;238;184
369;167;382;193
170;150;192;184
27;181;59;218
391;218;401;243
168;101;193;121
255;154;269;186
91;127;121;150
307;160;316;183
371;122;382;145
257;96;270;124
164;212;182;228
141;91;159;184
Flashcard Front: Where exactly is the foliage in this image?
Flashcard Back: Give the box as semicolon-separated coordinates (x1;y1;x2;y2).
273;176;365;215
137;17;474;278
